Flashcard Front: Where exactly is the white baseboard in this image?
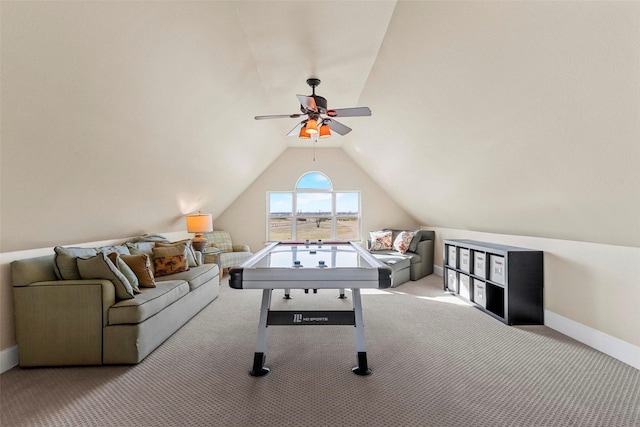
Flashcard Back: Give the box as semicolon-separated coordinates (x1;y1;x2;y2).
433;265;443;277
1;345;19;373
545;310;640;370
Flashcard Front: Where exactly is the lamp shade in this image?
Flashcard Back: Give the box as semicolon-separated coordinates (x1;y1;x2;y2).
186;212;213;233
319;123;331;138
299;123;311;139
305;118;318;134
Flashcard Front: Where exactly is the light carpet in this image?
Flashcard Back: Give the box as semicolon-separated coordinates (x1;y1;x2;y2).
1;275;639;426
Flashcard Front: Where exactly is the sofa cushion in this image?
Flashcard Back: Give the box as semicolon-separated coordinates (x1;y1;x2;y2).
108;280;189;325
155;239;200;267
77;253;135;300
54;245;130;280
155;264;218;291
370;252;411;272
369;231;393;251
120;254;156;288
152;245;189;277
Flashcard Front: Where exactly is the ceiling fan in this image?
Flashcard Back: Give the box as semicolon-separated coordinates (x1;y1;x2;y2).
254;78;372;139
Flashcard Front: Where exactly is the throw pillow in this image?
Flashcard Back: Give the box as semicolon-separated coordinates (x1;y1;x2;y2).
107;253;140;294
408;230;422;252
54;246;98;280
155;239;200;267
129;234;170;243
125;242;156;273
152;244;189;277
120;254;156;288
369;231;393;251
393;231;416;254
76;253;135;300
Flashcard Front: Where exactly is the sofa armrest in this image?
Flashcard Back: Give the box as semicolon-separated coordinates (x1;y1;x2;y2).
409;239;434;280
13;280;116;366
232;244;250;252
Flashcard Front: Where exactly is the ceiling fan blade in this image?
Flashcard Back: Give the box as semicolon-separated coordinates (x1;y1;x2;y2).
297;95;318;113
326;107;372;118
255;113;304;120
326;119;352;136
286;121;306;137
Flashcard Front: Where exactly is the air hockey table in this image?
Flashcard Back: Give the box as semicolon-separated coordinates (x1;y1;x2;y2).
229;241;392;376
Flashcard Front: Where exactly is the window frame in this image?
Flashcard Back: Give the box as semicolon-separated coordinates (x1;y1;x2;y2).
267;172;361;242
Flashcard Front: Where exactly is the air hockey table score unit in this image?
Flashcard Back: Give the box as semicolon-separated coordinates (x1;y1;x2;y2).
229;241;392;376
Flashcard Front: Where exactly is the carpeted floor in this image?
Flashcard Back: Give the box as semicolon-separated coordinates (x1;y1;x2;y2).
1;275;639;426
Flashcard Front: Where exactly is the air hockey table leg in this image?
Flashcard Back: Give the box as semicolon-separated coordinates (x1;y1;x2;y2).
338;288;346;299
283;288;291;299
250;289;272;376
351;288;372;375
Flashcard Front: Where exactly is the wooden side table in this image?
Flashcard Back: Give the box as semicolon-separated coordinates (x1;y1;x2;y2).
202;248;222;283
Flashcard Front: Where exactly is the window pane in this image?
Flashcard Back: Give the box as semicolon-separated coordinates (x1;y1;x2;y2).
296;172;332;189
336;192;359;215
269;218;291;241
296;217;332;241
336;216;359;240
296;193;331;216
269;193;292;215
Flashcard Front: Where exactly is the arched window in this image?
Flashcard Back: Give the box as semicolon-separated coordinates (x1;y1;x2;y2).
268;172;361;242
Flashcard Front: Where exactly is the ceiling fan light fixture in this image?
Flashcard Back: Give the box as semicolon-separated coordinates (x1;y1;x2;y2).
299;123;311;139
319;123;331;138
306;118;318;134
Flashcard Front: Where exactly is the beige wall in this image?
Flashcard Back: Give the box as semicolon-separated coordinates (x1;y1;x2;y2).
347;1;640;249
0;1;285;252
427;227;640;349
214;147;420;253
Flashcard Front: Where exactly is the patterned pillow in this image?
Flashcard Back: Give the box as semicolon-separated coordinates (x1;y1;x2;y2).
152;245;189;277
369;231;393;251
76;253;135;300
120;254;156;288
155;240;200;267
393;231;417;254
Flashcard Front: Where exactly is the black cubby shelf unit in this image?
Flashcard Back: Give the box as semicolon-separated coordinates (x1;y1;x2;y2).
443;239;544;325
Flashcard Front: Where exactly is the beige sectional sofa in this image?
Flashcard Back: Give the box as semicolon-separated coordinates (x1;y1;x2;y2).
11;238;219;367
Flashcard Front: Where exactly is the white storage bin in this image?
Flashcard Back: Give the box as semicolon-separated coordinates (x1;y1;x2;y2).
459;248;470;273
447;245;457;268
446;269;457;293
489;254;505;284
459;274;471;300
473;279;486;308
473;252;486;278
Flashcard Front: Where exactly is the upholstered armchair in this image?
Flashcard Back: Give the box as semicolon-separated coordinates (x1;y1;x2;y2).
201;230;253;272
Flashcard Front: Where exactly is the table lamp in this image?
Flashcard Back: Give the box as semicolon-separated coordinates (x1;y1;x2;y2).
186;211;213;252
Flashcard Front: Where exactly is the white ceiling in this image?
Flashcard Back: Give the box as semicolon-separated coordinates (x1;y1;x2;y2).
234;1;397;147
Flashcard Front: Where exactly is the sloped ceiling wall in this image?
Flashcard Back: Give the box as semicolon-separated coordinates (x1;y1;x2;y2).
1;1;639;252
345;1;640;248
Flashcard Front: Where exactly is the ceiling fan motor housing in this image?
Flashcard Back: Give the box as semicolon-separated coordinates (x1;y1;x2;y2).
312;95;327;113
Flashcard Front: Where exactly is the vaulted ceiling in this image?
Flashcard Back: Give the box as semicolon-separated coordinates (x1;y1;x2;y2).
217;1;640;248
2;1;638;251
